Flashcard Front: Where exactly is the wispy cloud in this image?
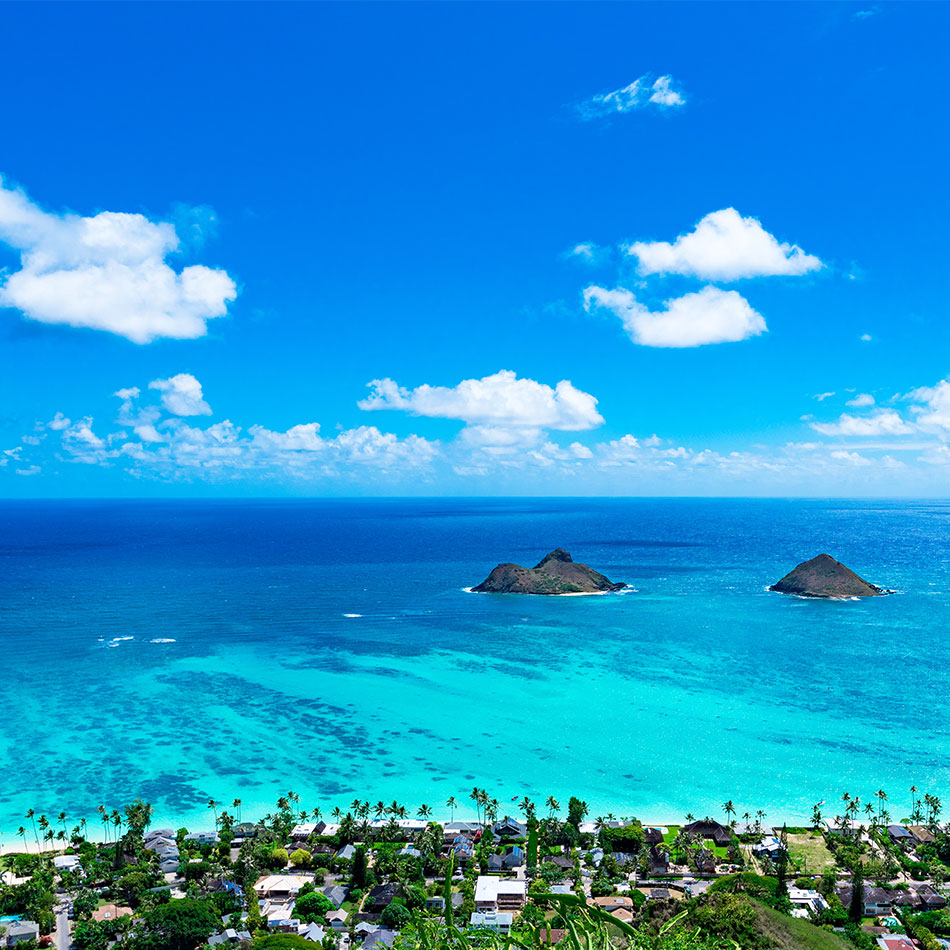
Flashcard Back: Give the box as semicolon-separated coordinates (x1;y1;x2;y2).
577;74;686;120
810;409;914;437
0;174;237;343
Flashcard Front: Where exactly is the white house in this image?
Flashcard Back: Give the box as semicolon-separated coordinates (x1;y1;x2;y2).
474;876;526;911
470;911;513;934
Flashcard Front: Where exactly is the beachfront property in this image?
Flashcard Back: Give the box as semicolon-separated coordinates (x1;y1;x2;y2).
5;791;950;950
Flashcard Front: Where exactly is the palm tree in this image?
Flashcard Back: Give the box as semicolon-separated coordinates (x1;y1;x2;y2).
417;804;432;820
232;799;242;824
685;813;695;824
16;827;26;849
207;799;218;826
374;801;386;820
331;806;343;821
25;809;39;849
722;801;735;827
470;787;482;825
80;817;87;841
446;797;458;822
58;811;68;839
876;789;888;822
546;797;560;818
910;786;918;821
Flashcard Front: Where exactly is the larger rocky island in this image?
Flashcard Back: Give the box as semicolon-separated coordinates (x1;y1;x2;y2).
769;553;887;598
472;548;626;595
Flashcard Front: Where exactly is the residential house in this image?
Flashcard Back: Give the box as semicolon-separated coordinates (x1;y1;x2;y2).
366;882;405;914
208;929;253;945
450;837;474;864
92;904;133;923
824;818;864;838
0;920;40;946
908;825;936;845
648;846;670;875
474;876;527;912
362;929;397;950
183;831;219;845
491;818;527;839
644;828;664;847
323;885;348;908
488;846;524;872
326;909;348;930
337;844;357;861
444;821;482;837
752;836;785;861
267;914;301;933
887;825;915;846
470;912;514;934
787;887;828;919
914;885;947;910
682;820;731;848
877;938;915;950
591;896;634;918
291;823;326;844
53;854;82;872
298;922;326;943
143;828;175;842
254;874;310;901
144;835;177;853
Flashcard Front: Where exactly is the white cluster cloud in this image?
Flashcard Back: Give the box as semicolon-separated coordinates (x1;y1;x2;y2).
148;373;212;416
627;208;823;281
846;393;875;408
0;175;237;342
583;285;767;348
37;374;438;479
575;209;821;349
908;377;950;433
358;370;603;431
579;75;686;119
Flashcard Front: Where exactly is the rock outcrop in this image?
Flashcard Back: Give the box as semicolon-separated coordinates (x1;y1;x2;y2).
769;553;886;598
472;548;626;595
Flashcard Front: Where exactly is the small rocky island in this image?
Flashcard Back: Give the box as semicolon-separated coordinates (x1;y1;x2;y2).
769;553;887;598
472;548;626;595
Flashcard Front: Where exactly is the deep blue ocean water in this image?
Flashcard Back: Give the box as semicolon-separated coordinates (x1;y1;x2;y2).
1;497;948;835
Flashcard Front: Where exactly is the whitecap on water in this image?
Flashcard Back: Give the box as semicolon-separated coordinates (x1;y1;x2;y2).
150;638;176;643
343;613;362;618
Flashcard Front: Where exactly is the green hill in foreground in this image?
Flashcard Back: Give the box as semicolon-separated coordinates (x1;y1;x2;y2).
748;900;851;950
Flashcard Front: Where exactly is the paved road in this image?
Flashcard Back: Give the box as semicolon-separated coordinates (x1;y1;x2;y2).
54;903;70;950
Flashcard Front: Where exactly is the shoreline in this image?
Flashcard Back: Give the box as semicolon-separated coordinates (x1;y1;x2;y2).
0;813;828;856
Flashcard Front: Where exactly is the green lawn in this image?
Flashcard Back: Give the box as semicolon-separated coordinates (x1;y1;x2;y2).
661;825;681;844
786;833;836;874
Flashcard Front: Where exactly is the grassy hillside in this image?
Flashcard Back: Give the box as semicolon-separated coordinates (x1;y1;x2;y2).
749;900;851;950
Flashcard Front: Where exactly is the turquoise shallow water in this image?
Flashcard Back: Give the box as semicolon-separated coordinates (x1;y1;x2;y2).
0;497;948;835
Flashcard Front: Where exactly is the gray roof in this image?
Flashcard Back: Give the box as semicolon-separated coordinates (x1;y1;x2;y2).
323;885;348;908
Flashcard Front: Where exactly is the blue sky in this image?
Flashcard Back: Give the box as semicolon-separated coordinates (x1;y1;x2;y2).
1;1;949;496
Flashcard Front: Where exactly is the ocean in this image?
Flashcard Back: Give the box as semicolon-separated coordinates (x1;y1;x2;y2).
1;497;947;836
